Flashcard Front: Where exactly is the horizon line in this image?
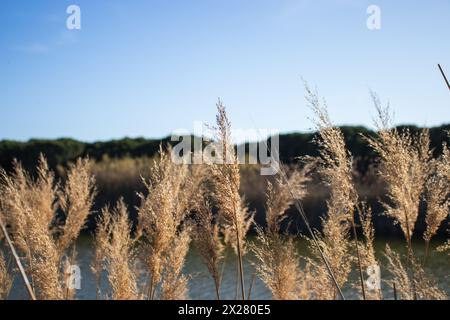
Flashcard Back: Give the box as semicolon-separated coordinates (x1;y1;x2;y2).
2;122;449;145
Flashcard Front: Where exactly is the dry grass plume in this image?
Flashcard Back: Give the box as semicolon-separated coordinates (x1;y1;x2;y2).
207;101;254;300
0;155;95;299
252;166;309;300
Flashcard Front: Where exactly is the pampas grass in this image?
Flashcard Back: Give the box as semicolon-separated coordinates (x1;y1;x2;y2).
365;95;429;299
366;95;429;248
137;147;195;300
252;166;309;300
358;204;382;300
367;94;449;299
159;228;191;300
91;148;201;301
384;245;414;300
57;158;97;255
0;155;95;300
96;200;139;300
0;249;12;299
384;245;447;300
0;157;64;299
193;199;225;300
437;240;450;256
423;141;450;262
208;101;254;300
91;204;111;300
305;86;357;299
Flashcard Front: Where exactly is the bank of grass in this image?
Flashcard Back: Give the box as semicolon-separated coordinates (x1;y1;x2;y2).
0;95;449;300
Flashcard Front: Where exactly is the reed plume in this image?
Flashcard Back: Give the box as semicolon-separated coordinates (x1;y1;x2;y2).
412;260;447;300
208;101;253;300
57;158;96;255
91;206;111;300
221;199;253;257
193;198;225;300
98;200;139;300
252;166;309;300
384;245;414;300
264;167;309;235
58;158;96;299
384;245;446;300
423;141;450;262
358;204;382;300
0;155;95;300
0;249;12;299
437;239;449;256
366;95;429;247
366;94;432;300
0;157;63;299
305;86;356;299
160;228;191;300
253;230;301;300
137;147;194;300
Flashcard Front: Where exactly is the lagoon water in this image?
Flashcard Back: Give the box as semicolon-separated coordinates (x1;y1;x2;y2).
7;237;449;300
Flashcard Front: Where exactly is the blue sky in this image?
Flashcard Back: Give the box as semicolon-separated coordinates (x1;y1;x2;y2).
0;0;449;142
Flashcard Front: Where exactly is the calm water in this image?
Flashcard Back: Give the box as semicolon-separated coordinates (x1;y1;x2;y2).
7;237;450;300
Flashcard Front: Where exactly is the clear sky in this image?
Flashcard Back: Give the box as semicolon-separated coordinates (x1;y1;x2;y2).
0;0;449;142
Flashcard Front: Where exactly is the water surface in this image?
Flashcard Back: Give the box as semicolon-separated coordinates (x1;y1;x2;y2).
7;237;449;300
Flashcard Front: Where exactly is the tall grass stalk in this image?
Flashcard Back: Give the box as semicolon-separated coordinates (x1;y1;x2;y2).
0;217;34;300
366;94;433;299
208;101;253;300
306;85;360;299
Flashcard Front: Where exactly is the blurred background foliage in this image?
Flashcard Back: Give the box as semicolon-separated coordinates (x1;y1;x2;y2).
1;124;449;237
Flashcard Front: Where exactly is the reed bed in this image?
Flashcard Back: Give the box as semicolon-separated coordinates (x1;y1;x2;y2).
0;93;448;300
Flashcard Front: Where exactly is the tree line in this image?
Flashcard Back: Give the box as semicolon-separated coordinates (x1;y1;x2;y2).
1;124;449;174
